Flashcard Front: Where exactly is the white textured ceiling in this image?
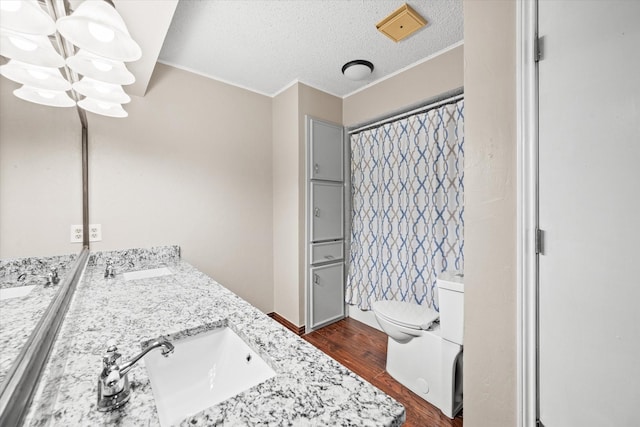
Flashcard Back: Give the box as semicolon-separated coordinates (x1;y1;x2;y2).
158;0;463;98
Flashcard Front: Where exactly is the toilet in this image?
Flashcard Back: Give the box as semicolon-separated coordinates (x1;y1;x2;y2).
372;272;464;418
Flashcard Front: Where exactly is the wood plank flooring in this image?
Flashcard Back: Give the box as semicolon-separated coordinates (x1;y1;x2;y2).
303;318;463;427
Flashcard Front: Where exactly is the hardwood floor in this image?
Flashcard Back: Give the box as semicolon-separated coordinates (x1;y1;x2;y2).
303;318;463;427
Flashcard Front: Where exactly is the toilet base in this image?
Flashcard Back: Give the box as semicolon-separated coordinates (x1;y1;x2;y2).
385;330;463;419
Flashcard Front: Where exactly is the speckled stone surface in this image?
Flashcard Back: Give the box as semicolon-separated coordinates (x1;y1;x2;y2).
0;253;77;289
24;249;405;426
0;253;77;385
87;245;180;272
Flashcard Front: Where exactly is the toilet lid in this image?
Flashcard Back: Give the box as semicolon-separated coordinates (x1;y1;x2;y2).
372;300;439;330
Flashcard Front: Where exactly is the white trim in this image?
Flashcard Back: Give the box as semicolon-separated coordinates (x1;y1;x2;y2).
157;59;275;97
271;79;343;99
342;40;464;99
516;1;539;427
271;79;300;98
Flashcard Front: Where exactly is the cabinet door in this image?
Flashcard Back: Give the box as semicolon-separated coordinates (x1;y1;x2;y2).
309;118;344;182
310;263;344;329
310;182;343;242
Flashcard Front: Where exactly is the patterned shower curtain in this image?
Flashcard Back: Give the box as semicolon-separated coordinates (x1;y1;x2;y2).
346;99;464;311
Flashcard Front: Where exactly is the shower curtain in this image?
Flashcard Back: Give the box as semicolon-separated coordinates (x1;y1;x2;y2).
346;99;464;311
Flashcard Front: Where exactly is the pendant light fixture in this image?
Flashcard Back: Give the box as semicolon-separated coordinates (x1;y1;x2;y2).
0;0;140;118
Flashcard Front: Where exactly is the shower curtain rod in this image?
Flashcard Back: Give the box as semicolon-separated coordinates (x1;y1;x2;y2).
348;89;464;135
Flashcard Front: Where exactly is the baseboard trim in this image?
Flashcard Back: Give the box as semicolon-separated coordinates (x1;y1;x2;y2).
267;312;305;336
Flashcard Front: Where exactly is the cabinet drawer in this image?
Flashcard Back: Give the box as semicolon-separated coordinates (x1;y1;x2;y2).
311;241;343;264
310;181;344;241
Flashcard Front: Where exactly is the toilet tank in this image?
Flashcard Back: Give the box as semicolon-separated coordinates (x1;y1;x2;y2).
437;272;464;345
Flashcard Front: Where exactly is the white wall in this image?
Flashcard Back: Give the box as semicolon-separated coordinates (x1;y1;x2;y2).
87;63;275;313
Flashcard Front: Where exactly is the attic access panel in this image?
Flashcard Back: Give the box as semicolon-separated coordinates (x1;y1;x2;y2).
376;3;427;42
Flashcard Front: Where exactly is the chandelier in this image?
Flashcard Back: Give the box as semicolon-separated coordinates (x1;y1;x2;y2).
0;0;141;118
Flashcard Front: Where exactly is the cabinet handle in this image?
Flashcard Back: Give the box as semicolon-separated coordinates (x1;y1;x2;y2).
313;274;319;285
324;255;334;260
314;163;319;174
314;207;320;217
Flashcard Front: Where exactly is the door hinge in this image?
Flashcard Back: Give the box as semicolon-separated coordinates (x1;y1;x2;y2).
534;35;544;62
535;228;544;255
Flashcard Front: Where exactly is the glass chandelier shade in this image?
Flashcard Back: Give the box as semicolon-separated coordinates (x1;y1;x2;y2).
0;59;72;91
78;97;128;118
73;77;131;104
0;29;65;67
14;85;76;108
56;1;141;62
66;49;135;85
0;0;56;35
0;0;139;118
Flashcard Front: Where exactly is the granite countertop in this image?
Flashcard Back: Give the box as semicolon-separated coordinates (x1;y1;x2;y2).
0;283;59;384
24;250;405;426
0;254;76;385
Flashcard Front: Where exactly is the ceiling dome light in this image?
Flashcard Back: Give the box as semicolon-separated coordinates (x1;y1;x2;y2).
0;60;71;91
341;60;374;81
66;49;135;85
78;97;128;118
0;0;56;35
14;85;75;107
0;29;65;67
72;77;131;104
56;1;142;62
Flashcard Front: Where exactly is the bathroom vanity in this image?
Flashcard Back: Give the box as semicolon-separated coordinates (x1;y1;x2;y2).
22;247;405;426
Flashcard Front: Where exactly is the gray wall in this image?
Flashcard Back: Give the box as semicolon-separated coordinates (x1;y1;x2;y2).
0;79;82;258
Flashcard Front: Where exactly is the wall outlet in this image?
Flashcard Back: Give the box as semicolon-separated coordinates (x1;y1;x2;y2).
70;225;83;243
70;224;103;243
89;224;102;242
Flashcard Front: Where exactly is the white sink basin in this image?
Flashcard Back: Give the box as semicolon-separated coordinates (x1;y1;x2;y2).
0;285;36;301
144;326;276;426
122;267;172;281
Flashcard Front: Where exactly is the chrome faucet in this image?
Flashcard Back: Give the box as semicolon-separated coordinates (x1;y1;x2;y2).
45;267;59;286
104;260;115;279
97;339;174;412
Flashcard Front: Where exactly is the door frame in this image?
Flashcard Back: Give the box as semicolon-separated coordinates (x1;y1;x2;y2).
516;1;539;427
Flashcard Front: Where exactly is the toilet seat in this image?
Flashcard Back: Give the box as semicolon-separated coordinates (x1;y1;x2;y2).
372;300;439;330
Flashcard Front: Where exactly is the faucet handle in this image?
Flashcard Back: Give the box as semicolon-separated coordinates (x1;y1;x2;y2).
50;266;60;284
103;341;121;369
104;260;116;278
